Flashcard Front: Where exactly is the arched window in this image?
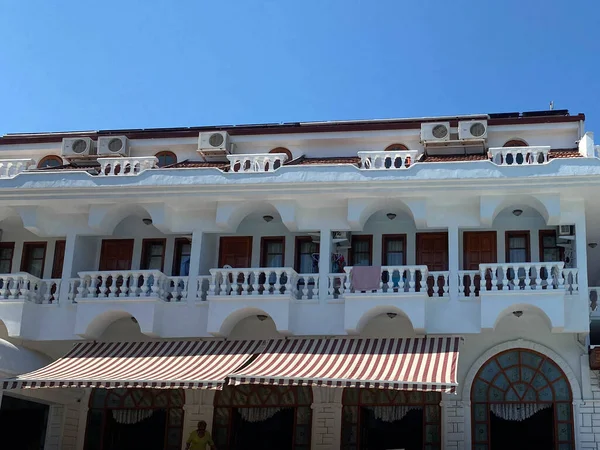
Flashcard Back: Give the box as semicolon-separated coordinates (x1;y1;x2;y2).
503;139;528;147
385;143;409;151
214;384;312;449
37;155;63;169
155;151;177;168
471;349;574;450
342;388;441;449
85;388;184;450
268;148;292;170
384;143;411;168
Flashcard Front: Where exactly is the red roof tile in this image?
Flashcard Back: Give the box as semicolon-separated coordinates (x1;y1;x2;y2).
548;149;581;159
288;156;361;166
420;154;489;163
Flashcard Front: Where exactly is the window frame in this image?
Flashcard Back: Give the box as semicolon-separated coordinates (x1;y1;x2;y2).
172;238;192;276
155;151;177;168
37;155;64;169
350;235;373;266
505;230;531;263
384;143;409;151
0;242;15;273
382;234;407;266
260;236;286;268
539;229;564;262
294;236;318;274
20;242;48;278
140;238;167;271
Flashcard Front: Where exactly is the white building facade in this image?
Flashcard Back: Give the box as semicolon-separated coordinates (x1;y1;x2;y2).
0;110;599;449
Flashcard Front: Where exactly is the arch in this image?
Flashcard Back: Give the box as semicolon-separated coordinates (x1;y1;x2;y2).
480;194;560;227
37;155;64;169
384;143;409;151
215;200;297;232
81;310;138;339
155;151;177;168
269;147;293;161
347;197;425;230
355;305;415;334
468;347;575;449
503;139;529;147
490;304;559;333
210;306;287;337
88;203;159;234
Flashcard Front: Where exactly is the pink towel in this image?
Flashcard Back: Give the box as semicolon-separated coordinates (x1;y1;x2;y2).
352;266;381;291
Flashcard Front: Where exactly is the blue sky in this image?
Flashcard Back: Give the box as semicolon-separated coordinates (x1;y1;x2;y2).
1;1;598;135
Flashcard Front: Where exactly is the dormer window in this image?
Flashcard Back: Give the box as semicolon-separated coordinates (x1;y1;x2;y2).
37;155;63;169
155;151;177;168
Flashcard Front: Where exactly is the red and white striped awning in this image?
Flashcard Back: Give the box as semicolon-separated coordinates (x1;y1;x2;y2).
2;339;261;390
229;337;460;393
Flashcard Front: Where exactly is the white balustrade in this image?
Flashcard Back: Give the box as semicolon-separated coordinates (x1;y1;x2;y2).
227;153;289;173
428;271;450;297
166;276;189;302
98;156;158;176
489;146;551;166
295;274;319;300
0;273;52;303
75;270;171;301
478;262;566;291
196;276;211;301
590;287;599;313
458;270;479;297
208;268;296;296
0;159;34;178
327;274;346;299
40;278;61;304
343;266;428;294
357;150;418;170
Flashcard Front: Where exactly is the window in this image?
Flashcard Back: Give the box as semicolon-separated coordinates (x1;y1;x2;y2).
351;235;372;266
382;234;406;265
270;147;292;161
37;155;63;169
140;239;166;271
0;243;14;273
505;231;530;263
155;151;177;168
295;236;318;273
503;139;528;147
51;240;66;279
539;230;563;262
384;143;408;151
261;237;285;267
172;238;191;276
20;242;47;278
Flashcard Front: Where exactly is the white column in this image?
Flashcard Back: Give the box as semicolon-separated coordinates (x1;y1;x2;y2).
574;214;589;329
318;229;332;301
311;386;342;450
58;233;77;306
75;390;91;450
448;224;460;302
186;230;203;303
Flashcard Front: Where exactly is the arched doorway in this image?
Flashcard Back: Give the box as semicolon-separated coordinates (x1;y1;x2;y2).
213;384;312;450
471;349;574;450
341;388;442;450
84;388;184;450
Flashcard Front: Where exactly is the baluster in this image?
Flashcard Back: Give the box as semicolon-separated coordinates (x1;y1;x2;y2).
0;276;8;299
10;276;21;300
379;268;386;293
522;264;530;290
556;265;565;290
219;271;228;296
271;270;280;294
209;272;217;295
480;267;487;292
77;276;88;298
534;264;542;289
312;276;319;298
344;268;352;292
98;274;108;297
408;268;416;293
19;276;29;301
240;271;249;295
181;277;189;301
252;270;261;295
283;270;292;294
500;264;509;290
458;273;464;296
443;273;449;296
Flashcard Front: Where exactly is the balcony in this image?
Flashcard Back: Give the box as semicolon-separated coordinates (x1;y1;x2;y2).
357;150;418;170
489;146;550;166
98;156;158;176
0;159;34;178
226;153;289;173
206;268;316;336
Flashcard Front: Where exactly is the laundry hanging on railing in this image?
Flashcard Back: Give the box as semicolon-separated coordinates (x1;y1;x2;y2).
366;405;422;423
238;407;285;422
112;409;154;424
489;403;551;421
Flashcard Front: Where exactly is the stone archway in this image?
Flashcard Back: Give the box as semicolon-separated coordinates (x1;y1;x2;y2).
470;348;575;450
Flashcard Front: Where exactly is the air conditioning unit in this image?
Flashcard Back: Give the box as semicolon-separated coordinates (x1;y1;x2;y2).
421;122;450;142
198;131;232;159
98;136;129;157
559;225;574;236
458;120;488;140
61;137;97;158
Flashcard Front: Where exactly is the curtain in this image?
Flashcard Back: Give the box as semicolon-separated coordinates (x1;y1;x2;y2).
490;403;551;421
112;409;154;424
366;405;422;423
238;407;285;423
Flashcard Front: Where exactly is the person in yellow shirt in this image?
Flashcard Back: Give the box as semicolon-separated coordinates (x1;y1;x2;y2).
185;420;217;450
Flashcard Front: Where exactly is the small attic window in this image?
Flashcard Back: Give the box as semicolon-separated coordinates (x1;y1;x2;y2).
270;147;292;161
385;143;409;151
503;139;528;147
37;155;63;169
155;151;177;168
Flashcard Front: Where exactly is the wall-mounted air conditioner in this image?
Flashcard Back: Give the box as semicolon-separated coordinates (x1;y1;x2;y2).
98;136;129;157
61;138;97;158
421;122;450;142
198;131;232;159
559;225;574;236
458;120;488;140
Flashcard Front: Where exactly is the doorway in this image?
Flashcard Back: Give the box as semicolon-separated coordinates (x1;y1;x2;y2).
231;407;295;450
0;394;49;450
99;239;134;271
416;232;448;296
463;231;497;295
218;237;252;268
489;405;554;450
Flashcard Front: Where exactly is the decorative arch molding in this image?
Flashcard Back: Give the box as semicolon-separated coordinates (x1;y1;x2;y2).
460;339;582;401
74;309;150;339
215;200;297;231
347;197;426;231
479;193;561;227
345;303;422;335
207;305;289;337
88;203;166;234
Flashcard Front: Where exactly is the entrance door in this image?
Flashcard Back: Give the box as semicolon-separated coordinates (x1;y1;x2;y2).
416;232;448;296
99;239;134;271
218;237;252;268
463;231;497;294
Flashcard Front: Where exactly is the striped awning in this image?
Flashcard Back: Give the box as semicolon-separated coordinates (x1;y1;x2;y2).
2;339;261;390
228;337;460;393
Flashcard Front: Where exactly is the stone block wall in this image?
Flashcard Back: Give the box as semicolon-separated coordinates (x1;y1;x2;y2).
311;386;343;450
